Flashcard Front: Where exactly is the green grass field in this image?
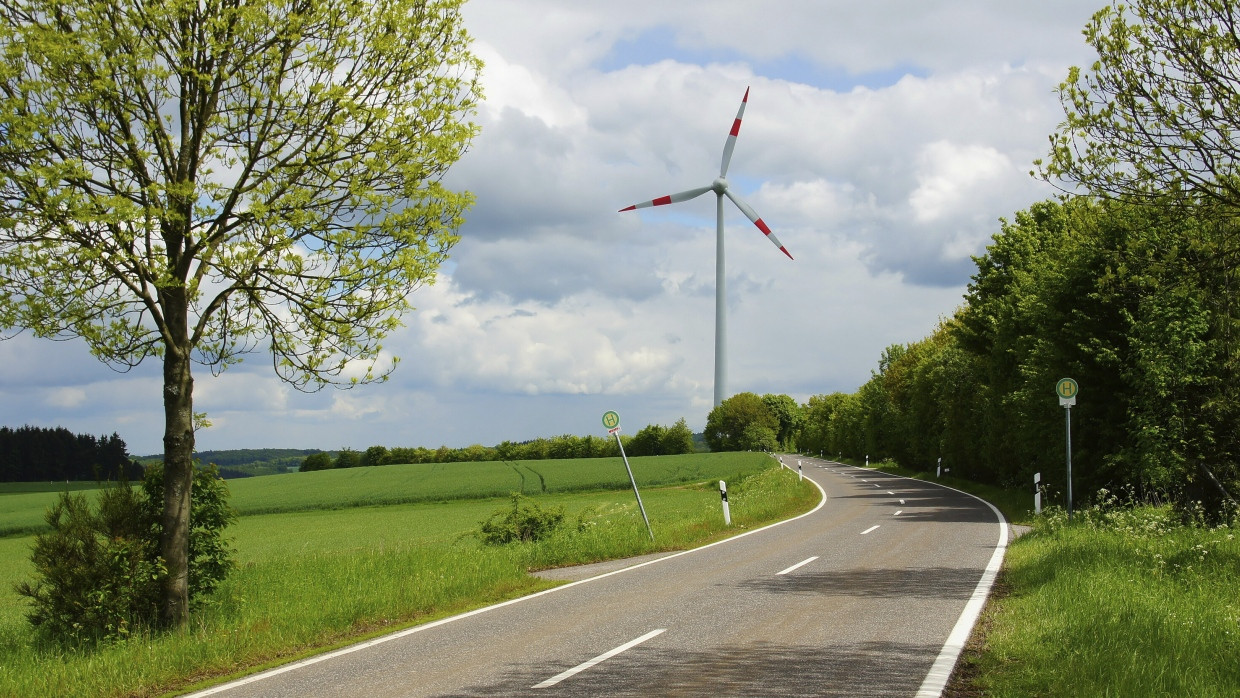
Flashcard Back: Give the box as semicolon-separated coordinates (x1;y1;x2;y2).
956;505;1240;697
0;452;816;697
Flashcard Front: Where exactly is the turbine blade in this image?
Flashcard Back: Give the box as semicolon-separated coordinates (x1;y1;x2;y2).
619;185;713;212
724;189;794;260
719;86;749;177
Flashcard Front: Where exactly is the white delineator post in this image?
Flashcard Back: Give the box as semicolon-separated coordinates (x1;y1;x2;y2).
797;460;803;481
1034;472;1042;515
719;480;731;525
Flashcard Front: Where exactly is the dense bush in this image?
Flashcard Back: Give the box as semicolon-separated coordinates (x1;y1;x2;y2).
15;463;235;645
477;493;565;545
299;452;333;472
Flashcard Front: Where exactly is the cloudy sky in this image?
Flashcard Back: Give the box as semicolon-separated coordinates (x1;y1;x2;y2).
0;0;1103;457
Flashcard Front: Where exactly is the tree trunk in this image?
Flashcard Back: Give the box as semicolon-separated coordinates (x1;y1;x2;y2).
160;290;194;627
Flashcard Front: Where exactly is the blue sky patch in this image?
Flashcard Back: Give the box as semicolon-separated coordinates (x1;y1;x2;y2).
597;25;926;92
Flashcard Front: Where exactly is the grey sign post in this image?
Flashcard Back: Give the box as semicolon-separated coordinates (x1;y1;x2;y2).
603;411;654;540
1056;378;1078;521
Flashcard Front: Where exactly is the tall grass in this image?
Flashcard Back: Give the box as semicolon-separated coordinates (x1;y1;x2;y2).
0;459;815;697
958;504;1239;696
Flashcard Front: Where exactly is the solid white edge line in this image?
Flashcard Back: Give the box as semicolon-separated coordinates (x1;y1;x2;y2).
776;555;819;575
913;481;1009;697
532;628;666;689
188;463;830;697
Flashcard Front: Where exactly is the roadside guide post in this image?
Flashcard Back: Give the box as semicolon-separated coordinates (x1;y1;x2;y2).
719;480;731;525
1056;378;1079;521
603;411;654;540
797;460;803;481
1034;472;1042;515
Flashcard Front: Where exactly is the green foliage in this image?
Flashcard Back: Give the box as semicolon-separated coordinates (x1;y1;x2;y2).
704;392;779;452
761;393;803;450
333;449;361;469
361;446;390;467
13;463;234;645
627;424;666;457
798;195;1240;520
1039;0;1240;209
14;487;162;645
739;423;778;452
0;426;137;482
140;464;236;601
662;418;696;455
477;493;566;545
299;452;334;472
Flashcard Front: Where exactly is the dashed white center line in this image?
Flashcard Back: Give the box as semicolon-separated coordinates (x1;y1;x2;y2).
900;499;906;505
777;556;819;575
887;491;895;495
532;629;666;689
894;510;903;516
860;525;880;535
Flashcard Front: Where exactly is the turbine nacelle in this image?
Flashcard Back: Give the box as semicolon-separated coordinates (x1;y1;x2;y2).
711;177;729;195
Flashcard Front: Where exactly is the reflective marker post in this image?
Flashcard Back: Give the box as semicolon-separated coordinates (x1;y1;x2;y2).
603;411;654;540
1056;378;1079;522
719;480;731;525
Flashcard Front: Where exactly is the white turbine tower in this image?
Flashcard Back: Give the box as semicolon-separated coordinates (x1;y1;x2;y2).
620;87;793;407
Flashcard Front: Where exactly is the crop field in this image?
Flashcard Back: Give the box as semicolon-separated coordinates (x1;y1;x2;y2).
0;452;818;697
223;452;769;515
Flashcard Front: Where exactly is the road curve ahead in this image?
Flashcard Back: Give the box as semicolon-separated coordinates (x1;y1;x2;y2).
192;457;1007;697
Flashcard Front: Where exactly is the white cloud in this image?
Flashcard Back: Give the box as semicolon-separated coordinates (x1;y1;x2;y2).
45;387;87;409
909;141;1013;224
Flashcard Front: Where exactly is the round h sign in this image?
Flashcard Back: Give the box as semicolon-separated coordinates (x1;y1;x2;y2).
1056;378;1078;399
602;411;621;431
1056;378;1078;406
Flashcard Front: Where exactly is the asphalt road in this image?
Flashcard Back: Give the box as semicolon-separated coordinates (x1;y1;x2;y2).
191;456;1007;697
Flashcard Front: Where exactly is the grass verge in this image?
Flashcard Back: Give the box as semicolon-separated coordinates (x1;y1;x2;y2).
948;505;1238;696
0;460;816;697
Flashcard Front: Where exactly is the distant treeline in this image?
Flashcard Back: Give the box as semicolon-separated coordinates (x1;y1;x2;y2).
0;425;140;482
300;419;696;471
136;448;322;478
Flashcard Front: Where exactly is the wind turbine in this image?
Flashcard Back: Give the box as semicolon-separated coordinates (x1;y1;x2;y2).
619;87;793;407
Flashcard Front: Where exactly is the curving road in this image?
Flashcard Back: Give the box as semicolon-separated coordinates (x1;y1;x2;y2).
191;457;1007;697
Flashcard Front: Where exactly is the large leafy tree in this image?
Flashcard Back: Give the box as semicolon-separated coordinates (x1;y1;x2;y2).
0;0;481;625
1040;0;1240;207
704;392;778;452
